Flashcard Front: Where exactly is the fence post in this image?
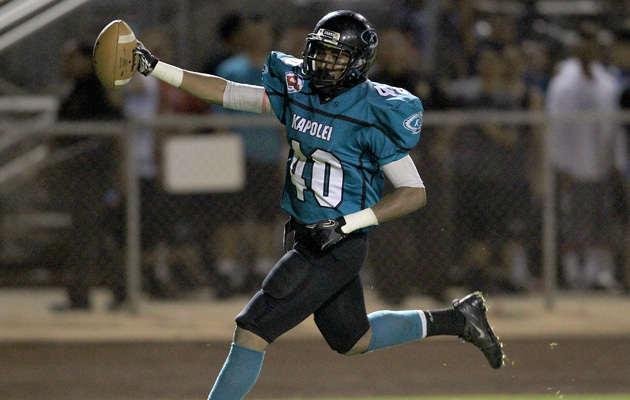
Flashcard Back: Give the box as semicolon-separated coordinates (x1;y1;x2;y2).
123;123;142;313
542;114;557;309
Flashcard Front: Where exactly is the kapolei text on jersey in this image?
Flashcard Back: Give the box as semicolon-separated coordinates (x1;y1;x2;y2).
291;114;333;142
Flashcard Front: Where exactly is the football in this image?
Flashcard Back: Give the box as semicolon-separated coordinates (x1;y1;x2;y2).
93;20;138;90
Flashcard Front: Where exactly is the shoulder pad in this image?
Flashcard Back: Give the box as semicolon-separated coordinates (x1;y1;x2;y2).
262;51;305;123
366;82;424;150
263;51;302;76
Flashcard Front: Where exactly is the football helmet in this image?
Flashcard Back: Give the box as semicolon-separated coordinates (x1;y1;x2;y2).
302;10;378;96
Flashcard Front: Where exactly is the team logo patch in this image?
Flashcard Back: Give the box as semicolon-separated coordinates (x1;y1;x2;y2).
403;112;423;134
262;64;268;74
285;72;304;93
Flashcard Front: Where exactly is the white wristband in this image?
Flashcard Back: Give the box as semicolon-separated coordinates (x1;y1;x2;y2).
341;208;378;234
151;61;184;88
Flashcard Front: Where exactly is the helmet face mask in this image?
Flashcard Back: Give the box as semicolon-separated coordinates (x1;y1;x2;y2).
304;39;355;86
302;10;378;97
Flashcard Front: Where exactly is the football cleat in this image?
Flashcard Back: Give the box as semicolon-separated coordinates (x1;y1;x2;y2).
453;292;504;369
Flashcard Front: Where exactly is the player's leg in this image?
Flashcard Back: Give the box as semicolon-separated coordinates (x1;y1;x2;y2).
366;293;504;368
313;276;440;356
207;327;267;400
362;305;464;353
206;249;292;400
313;274;371;354
316;283;504;368
310;233;463;356
235;231;369;343
313;254;465;356
208;233;366;400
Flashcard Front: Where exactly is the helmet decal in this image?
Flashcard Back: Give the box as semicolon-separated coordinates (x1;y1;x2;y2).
315;29;341;45
361;30;378;49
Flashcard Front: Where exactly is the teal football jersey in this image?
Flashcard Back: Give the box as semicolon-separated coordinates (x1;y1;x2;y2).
262;51;424;227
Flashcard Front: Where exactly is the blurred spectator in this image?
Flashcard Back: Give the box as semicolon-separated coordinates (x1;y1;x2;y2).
611;24;630;112
475;12;523;52
202;13;246;75
276;25;311;59
155;36;210;296
522;40;554;93
112;29;175;299
369;28;423;92
368;28;454;304
50;40;125;311
501;43;545;290
110;29;209;299
211;14;284;298
392;0;476;79
609;22;630;292
447;46;536;294
546;22;629;290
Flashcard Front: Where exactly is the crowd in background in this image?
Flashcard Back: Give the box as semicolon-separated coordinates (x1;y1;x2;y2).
23;1;630;310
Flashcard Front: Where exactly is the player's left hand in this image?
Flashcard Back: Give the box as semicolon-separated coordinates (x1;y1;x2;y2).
307;217;348;251
134;41;159;76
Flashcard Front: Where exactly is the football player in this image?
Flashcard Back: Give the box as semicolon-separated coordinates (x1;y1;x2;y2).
135;10;504;400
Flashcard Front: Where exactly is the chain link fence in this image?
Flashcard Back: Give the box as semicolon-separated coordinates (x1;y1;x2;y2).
2;106;630;310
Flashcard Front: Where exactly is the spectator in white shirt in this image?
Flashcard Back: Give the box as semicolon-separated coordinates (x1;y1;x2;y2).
546;22;629;290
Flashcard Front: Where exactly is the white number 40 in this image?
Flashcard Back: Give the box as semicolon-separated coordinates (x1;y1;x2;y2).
289;139;344;208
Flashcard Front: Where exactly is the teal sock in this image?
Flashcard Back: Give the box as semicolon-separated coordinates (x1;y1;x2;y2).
208;343;265;400
365;310;426;353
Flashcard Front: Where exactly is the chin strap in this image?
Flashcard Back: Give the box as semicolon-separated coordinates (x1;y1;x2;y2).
310;74;366;101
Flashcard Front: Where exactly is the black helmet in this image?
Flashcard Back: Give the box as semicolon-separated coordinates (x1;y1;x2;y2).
302;10;378;95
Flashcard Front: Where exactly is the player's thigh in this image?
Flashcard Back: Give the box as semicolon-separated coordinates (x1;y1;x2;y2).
313;275;370;354
235;249;322;343
235;234;368;344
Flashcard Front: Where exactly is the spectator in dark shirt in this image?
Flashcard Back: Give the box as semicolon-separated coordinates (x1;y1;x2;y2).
50;41;125;311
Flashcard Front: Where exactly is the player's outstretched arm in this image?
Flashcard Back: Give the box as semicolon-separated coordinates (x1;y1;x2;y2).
135;42;272;114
